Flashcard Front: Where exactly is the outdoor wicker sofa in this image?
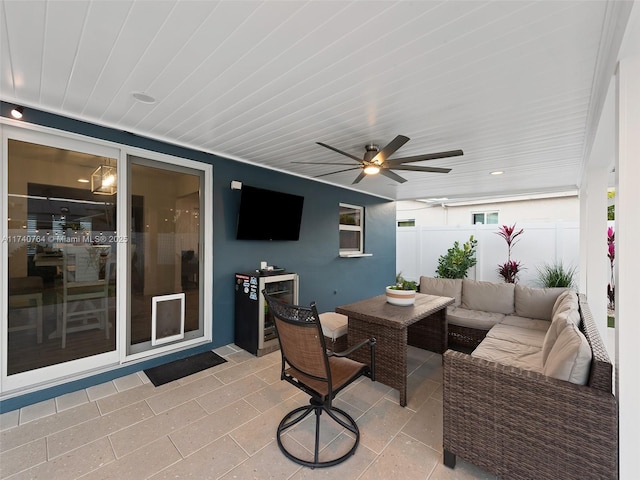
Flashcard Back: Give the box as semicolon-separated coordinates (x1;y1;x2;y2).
443;294;617;479
419;276;568;349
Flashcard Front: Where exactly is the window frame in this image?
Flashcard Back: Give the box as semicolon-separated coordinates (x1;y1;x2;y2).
472;211;499;225
339;203;364;256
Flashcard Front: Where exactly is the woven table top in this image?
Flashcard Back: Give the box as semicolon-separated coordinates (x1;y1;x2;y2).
336;293;453;329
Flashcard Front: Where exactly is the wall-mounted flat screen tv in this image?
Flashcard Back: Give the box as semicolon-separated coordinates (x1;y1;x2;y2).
236;185;304;241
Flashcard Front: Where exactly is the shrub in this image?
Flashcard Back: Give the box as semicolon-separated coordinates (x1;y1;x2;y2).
436;236;478;279
536;262;576;288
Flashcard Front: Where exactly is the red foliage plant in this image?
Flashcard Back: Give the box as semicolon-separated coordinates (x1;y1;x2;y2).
496;224;524;283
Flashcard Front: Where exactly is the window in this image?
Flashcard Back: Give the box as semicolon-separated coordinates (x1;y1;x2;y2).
472;211;499;224
339;203;363;255
397;219;416;227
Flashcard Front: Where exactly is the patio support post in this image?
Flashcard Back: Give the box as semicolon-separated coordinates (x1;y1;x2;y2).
615;12;640;478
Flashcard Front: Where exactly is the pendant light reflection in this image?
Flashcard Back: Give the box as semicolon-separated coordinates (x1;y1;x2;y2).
91;160;117;195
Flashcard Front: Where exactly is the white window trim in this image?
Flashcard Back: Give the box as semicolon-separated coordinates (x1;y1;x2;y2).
339;202;364;256
472;210;499;225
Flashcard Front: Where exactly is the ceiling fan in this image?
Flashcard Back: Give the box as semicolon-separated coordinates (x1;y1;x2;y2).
295;135;463;184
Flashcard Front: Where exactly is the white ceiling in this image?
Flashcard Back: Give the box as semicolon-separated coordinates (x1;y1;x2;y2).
0;1;631;201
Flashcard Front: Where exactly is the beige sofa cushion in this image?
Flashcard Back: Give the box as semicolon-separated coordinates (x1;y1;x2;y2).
551;290;578;318
462;279;515;314
514;285;567;320
486;323;548;348
543;322;592;385
502;316;551;332
472;337;543;372
541;308;581;364
446;307;504;330
419;276;462;306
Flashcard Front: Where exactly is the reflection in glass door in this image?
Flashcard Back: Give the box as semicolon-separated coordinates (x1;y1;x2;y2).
5;139;117;375
128;156;203;355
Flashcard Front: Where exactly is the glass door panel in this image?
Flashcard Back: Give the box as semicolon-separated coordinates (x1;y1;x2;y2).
128;157;203;355
5;139;117;374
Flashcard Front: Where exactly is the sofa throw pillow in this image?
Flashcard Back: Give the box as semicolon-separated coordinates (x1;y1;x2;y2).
514;285;567;320
551;290;578;318
543;322;592;385
541;308;581;364
461;279;515;314
419;276;462;306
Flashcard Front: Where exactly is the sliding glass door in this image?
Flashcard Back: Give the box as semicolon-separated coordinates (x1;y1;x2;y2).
127;156;204;356
2;129;120;388
2;125;212;394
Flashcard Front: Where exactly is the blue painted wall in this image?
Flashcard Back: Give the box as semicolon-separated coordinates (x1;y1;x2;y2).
0;102;396;411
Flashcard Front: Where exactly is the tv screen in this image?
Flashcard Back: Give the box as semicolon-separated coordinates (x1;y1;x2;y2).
236;185;304;241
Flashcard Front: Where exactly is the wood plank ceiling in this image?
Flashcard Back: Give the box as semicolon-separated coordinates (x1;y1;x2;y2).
0;1;630;201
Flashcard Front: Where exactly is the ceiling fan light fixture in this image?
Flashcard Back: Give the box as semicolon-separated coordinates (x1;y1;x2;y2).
363;165;380;175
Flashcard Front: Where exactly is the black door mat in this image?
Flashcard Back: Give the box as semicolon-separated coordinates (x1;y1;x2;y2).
144;351;227;387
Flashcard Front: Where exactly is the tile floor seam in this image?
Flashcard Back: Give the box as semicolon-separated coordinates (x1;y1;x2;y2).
424;457;439;480
223;432;267;477
45;404;155;461
114;403;209;460
103;433;118;463
398;429;443;458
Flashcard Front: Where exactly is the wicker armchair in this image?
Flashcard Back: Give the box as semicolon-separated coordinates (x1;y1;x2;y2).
443;295;617;479
263;291;376;468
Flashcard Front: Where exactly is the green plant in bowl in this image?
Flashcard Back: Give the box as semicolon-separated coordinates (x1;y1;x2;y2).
389;273;417;291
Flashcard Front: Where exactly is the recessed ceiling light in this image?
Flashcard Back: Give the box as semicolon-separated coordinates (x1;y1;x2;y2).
11;106;23;119
132;92;156;104
490;171;504;175
77;178;90;183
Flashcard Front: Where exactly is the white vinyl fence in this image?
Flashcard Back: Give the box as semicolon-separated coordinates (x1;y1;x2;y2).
397;222;580;288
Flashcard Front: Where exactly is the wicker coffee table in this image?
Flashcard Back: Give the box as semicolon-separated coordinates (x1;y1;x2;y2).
336;293;453;406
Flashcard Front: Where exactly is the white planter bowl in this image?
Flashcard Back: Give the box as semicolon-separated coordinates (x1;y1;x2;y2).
385;287;416;306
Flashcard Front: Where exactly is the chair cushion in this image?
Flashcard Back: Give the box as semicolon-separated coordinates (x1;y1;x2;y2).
419;276;462;306
514;284;567;320
446;307;504;330
543;322;592;385
461;279;515;314
318;312;348;341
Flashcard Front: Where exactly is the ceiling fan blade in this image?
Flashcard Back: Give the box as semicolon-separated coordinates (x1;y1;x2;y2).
391;165;452;174
316;142;362;162
293;161;363;166
314;166;362;178
385;149;463;166
379;168;407;183
372;135;410;163
352;171;367;184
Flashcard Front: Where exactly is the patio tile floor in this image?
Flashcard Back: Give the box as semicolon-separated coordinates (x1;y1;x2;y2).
0;344;496;479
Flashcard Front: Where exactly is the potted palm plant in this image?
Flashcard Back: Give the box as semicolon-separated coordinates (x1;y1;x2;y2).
386;273;417;306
